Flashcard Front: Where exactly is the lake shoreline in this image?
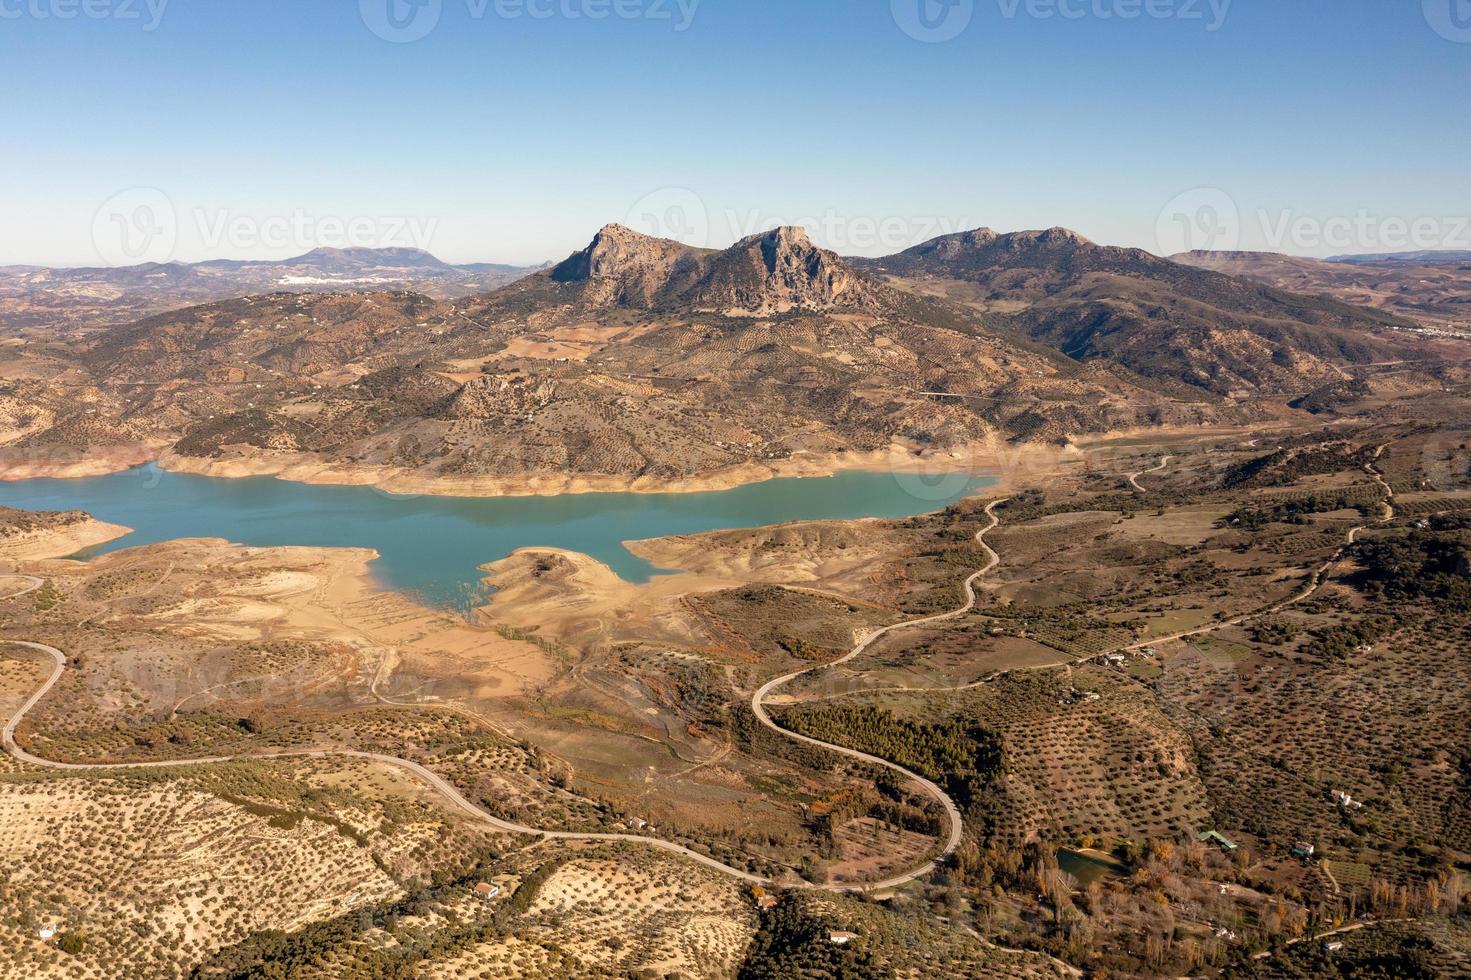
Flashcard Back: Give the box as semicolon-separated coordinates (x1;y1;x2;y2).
0;466;1002;611
1;440;1039;499
0;517;133;562
151;443;1018;499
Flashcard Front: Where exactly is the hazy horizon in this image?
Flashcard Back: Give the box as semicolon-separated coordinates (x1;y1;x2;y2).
8;222;1471;273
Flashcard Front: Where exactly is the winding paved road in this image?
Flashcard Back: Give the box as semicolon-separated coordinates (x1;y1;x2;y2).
2;630;773;884
1128;455;1173;492
752;499;1007;890
0;502;1011;895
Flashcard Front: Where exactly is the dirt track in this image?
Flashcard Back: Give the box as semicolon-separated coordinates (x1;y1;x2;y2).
0;505;1012;896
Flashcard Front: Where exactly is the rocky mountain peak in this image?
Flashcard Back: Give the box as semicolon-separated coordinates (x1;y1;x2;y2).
548;223;708;307
1013;226;1094;247
545;224;884;314
907;228;1000;260
695;226;881;314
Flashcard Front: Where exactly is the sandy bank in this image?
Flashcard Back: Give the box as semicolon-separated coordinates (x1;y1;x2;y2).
0;443;158;482
0;518;132;561
152;442;1034;498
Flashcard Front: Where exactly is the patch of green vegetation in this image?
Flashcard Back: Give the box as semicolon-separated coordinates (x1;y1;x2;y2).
1223;444;1376;490
1358;516;1471;609
775;703;1002;814
1223;488;1380;530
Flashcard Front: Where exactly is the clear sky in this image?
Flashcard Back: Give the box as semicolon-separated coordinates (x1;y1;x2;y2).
3;0;1469;266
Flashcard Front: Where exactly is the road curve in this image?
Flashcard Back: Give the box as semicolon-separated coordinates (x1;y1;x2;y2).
0;504;1008;896
1128;455;1172;492
751;499;1009;891
1;631;774;885
1124;445;1395;653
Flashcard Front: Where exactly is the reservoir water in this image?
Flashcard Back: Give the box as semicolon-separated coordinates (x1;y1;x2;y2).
0;464;997;610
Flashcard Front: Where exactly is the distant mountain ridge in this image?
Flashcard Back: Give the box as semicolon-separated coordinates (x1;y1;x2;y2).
1328;250;1471;267
4;218;1465;493
1174;249;1471;334
0;247;544;335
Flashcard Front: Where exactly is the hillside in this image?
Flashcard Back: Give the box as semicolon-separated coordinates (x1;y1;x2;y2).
0;225;1247;489
4;223;1460;491
1175;248;1471;337
863;229;1429;397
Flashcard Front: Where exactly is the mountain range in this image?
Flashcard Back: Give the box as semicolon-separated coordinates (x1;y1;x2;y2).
0;248;544;335
1174;249;1471;336
861;228;1426;397
1;222;1463;491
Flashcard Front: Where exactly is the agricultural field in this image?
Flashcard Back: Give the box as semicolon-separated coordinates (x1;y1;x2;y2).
3;413;1471;976
0;757;501;978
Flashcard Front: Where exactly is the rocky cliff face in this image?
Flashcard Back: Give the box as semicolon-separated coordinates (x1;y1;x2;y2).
548;224;884;315
548;223;710;308
686;226;883;315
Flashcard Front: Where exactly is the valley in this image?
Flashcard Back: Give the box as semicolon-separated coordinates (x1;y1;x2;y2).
9;1;1468;974
2;227;1470;977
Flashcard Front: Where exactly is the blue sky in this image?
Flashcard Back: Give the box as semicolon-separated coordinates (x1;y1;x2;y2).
3;0;1469;265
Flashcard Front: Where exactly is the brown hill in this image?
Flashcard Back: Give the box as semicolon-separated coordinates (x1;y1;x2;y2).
1174;249;1471;337
26;220;1451;488
0;222;1243;486
864;229;1428;397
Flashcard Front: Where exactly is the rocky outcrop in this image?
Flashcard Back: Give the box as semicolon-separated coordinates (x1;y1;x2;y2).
429;376;558;421
685;227;884;315
548;224;885;315
549;224;710;308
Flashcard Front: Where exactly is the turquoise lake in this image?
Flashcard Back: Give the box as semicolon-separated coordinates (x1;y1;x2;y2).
0;464;996;611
